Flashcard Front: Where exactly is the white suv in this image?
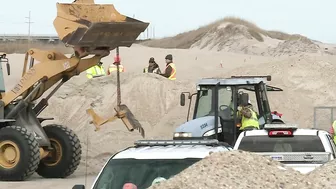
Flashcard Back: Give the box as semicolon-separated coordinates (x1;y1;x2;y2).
73;139;232;189
233;124;336;174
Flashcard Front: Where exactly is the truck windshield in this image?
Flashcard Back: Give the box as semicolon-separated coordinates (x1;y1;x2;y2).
92;158;201;189
238;135;325;152
195;86;232;118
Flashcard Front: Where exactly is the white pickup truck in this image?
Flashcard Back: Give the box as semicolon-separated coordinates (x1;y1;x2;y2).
233;124;336;174
72;139;232;189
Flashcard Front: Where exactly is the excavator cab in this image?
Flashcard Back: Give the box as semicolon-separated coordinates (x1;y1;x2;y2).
175;76;284;146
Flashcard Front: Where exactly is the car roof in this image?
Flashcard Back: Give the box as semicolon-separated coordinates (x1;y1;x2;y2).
243;128;329;136
113;145;231;159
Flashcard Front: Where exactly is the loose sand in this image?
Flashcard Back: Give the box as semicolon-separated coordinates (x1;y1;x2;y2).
149;151;304;189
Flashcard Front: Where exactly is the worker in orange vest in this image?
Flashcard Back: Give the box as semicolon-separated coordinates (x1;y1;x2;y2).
160;54;176;80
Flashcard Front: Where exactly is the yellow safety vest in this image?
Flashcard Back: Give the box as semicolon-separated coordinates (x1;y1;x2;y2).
108;65;124;73
332;121;336;144
240;108;259;130
86;65;106;79
167;63;176;80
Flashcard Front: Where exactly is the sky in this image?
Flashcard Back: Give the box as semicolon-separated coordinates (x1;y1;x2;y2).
1;0;335;43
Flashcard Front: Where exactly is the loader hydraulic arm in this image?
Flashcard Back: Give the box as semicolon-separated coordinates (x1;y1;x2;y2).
1;49;106;106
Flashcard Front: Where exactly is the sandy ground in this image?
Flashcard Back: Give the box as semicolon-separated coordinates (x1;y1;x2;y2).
1;43;336;188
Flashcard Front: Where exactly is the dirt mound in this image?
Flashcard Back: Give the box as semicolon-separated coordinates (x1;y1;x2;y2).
141;17;322;56
149;151;304;189
269;36;321;56
295;159;336;188
41;73;194;174
189;22;273;55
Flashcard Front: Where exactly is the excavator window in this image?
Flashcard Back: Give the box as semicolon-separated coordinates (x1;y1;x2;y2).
193;86;233;119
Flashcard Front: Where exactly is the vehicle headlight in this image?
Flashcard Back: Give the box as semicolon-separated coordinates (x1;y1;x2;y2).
173;132;192;138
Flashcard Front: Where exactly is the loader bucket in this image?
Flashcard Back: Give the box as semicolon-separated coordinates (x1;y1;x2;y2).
117;104;145;137
53;1;149;52
86;105;145;138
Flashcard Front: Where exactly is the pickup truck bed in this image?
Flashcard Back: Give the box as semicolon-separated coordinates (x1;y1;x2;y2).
256;152;332;174
233;125;336;174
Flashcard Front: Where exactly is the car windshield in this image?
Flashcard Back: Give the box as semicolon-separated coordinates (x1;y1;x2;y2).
92;158;201;189
195;86;232;118
238;135;325;152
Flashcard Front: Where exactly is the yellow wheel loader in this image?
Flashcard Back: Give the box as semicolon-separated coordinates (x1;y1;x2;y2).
0;0;148;181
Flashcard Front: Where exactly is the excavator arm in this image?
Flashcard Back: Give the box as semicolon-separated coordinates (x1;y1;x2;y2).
1;49;104;105
0;0;148;137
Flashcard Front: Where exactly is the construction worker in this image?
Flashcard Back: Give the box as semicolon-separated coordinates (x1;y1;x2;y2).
86;61;106;79
151;177;167;186
160;54;176;80
123;183;137;189
107;56;125;75
237;100;259;131
330;120;336;144
143;57;161;74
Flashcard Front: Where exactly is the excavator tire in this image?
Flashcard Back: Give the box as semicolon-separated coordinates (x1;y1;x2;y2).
0;126;40;181
36;124;82;178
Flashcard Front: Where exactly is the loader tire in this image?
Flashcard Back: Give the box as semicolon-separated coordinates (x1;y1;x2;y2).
0;126;40;181
36;124;82;178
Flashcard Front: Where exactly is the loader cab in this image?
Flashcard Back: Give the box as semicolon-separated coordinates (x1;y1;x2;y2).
0;53;10;93
175;76;283;146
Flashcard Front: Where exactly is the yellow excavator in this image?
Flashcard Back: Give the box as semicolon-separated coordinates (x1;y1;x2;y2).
0;0;148;181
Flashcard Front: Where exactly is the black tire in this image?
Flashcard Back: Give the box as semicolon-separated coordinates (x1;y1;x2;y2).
36;124;82;178
0;126;40;181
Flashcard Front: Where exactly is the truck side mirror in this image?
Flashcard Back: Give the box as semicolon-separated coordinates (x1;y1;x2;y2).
180;93;186;106
240;93;249;106
6;62;10;75
72;185;85;189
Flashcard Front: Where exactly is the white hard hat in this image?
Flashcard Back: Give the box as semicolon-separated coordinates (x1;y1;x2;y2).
152;177;167;185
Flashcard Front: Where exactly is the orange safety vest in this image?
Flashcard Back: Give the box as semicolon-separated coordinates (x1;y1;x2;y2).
166;63;176;80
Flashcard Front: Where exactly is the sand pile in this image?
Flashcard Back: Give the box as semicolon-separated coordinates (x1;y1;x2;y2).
295;159;336;188
141;17;325;56
190;22;274;55
149;151;304;189
269;37;321;56
189;24;321;56
40;73;194;174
